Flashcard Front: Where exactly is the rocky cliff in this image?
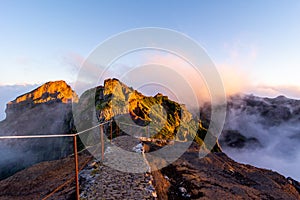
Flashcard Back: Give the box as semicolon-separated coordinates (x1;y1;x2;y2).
5;80;78;120
97;78;195;140
75;78;220;150
0;80;78;179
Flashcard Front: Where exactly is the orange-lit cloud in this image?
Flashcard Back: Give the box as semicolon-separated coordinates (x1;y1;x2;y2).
142;53;211;106
63;51;300;101
216;63;251;96
144;54;252;102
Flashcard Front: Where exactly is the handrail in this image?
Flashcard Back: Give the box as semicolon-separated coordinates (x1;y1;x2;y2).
0;134;76;139
0;119;155;199
76;120;112;136
0;120;112;139
0;120;112;200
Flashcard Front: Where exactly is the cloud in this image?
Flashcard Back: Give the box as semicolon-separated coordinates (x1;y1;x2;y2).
223;104;300;181
62;51;300;102
216;63;251;96
139;53;211;106
142;53;254;102
61;49;254;103
247;84;300;99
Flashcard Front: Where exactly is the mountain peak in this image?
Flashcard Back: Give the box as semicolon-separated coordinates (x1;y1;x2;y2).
5;81;78;120
8;80;78;106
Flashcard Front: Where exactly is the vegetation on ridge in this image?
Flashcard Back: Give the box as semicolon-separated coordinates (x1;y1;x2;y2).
73;78;221;151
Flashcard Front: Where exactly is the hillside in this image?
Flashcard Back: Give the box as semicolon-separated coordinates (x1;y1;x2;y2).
152;142;300;199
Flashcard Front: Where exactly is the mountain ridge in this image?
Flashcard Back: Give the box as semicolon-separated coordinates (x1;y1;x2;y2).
0;79;299;199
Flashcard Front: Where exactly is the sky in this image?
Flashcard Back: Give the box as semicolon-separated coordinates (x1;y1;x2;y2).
1;0;300;119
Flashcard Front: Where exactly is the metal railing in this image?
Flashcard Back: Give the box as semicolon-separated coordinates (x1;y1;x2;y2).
0;119;164;199
0;120;112;200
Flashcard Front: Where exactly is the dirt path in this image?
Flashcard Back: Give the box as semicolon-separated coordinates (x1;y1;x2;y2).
80;135;157;200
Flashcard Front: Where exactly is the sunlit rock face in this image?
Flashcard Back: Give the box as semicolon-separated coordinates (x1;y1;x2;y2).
1;80;78;136
76;78;221;151
96;78;197;140
5;80;78;120
0;81;78;179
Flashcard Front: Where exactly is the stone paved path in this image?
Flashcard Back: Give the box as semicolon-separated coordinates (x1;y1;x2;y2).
80;136;157;200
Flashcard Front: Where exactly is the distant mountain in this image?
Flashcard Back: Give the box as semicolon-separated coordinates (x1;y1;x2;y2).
0;80;78;179
216;94;300;181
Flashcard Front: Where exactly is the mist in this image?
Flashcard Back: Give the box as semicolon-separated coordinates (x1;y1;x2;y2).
221;101;300;181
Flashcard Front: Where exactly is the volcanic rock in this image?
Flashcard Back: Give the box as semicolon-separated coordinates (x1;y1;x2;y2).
0;80;78;179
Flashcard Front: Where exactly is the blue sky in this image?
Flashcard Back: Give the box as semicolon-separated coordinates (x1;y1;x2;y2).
0;1;300;103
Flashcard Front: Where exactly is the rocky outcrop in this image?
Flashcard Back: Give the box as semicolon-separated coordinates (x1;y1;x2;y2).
75;78;220;150
1;80;78;136
5;80;78;119
0;81;78;179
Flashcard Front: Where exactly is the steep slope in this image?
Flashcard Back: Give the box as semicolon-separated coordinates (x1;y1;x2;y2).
151;142;300;200
0;81;78;179
0;152;91;200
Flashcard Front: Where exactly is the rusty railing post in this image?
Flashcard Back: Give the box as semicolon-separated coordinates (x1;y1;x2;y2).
73;135;80;200
100;124;104;161
110;121;113;143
